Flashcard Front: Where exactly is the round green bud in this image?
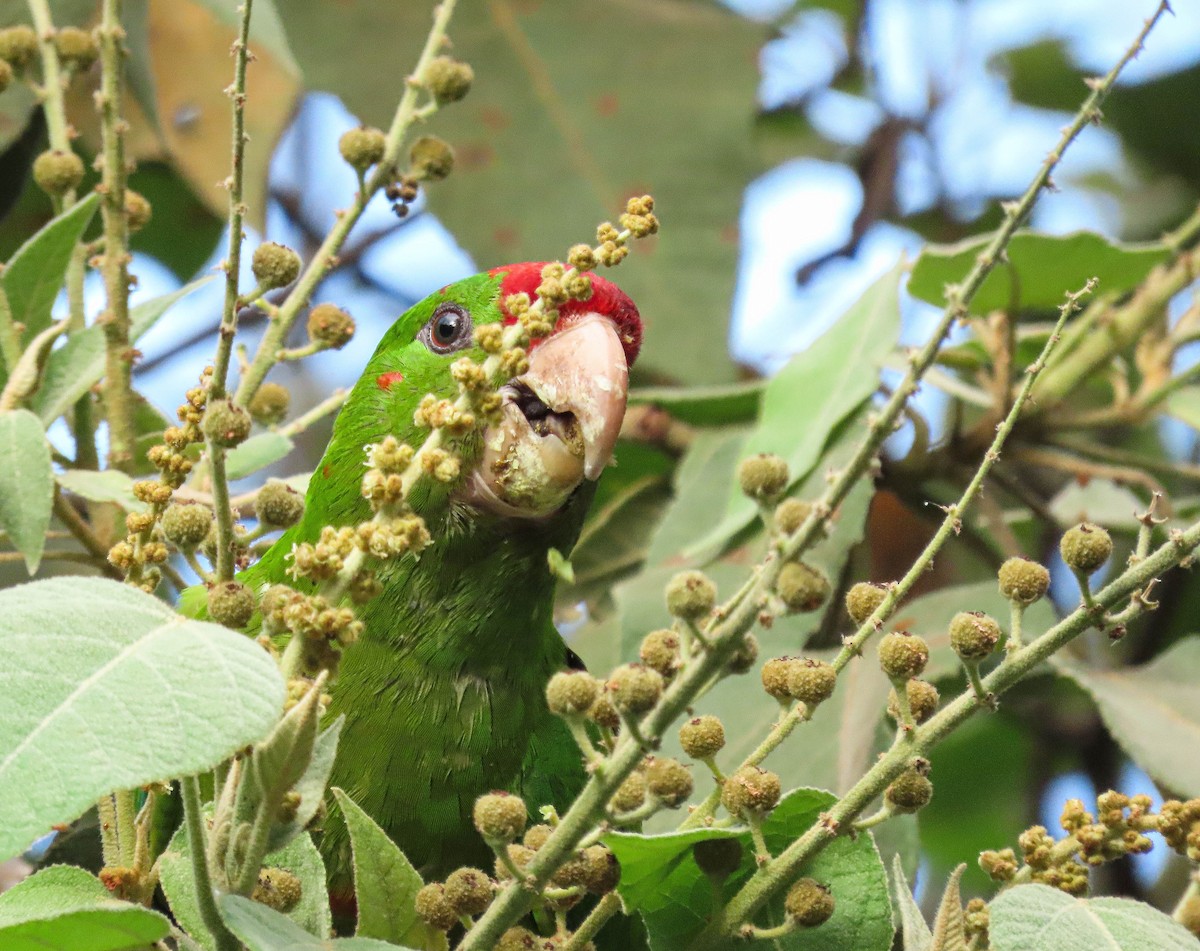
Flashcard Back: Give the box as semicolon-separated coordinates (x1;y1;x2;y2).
639;628;680;678
522;823;552;851
207;581;255;629
54;27;98;69
645;756;693;807
737;453;789;501
307;302;355;350
845;581;888;626
550;851;590;889
693;837;743;878
877;631;929;681
725;634;759;674
161;502;213;549
424;55;474;104
607;663;663;715
247;381;291;426
885;766;933;814
665;569;717;621
545;669;600;717
949;611;1001;662
494;844;534;882
473;791;527;843
587;692;620;730
255;479;304;528
338;126;386;172
124;190;152;232
1060;522;1113;574
610;770;646;814
251;867;301;913
785;878;835;928
414;882;458;931
998;556;1051;605
887;678;939;725
787;658;837;707
32;149;84;196
721;766;781;818
251;241;302;290
776;562;830;614
761;656;800;702
443;866;493;916
774;498;812;536
202;398;251;448
0;60;11;93
581;844;620;894
0;26;38;68
409;135;455;181
679;715;725;760
496;927;540;951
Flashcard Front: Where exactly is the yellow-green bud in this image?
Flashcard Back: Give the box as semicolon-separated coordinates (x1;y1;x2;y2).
725;634;759;674
645;756;693;807
679;715;725;760
887;678;939;725
255;480;304;528
410;135;455;181
522;824;552;851
251;867;302;913
207;581;255;629
307;303;355;350
33;149;84;196
414;883;458;931
54;27;98;69
979;847;1018;881
611;770;646;813
0;26;37;68
998;556;1050;605
567;244;597;271
877;631;929;681
761;656;800;702
161;502;212;549
737;453;789;501
202;399;251;447
721;766;781;817
247;381;291;426
587;692;620;731
885;764;933;813
639;628;680;678
338;126;386;171
124;190;152;232
607;663;663;715
665;569;717;621
693;838;742;878
545;669;600;717
443;866;493;916
473;792;527;843
423;55;474;104
949;611;1001;662
774;498;812;535
581;844;620;894
845;581;888;625
1060;522;1112;574
785;878;835;927
776;562;830;614
787;658;837;706
496;927;540;951
550;851;590;890
252;242;302;290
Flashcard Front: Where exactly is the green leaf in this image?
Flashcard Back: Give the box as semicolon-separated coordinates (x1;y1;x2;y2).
1055;637;1200;797
908;230;1170;316
888;855;932;951
219;895;412;951
608;788;892;950
55;469;146;513
629;380;765;426
0;409;52;574
226;431;295;481
267;716;343;852
1165;387;1200;432
330;788;423;945
1048;479;1143;531
263;826;333;941
0;577;285;861
988;883;1200;951
0;864;169;951
929;865;967;951
32;277;213;425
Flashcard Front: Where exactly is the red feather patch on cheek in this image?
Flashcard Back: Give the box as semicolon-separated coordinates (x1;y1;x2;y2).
376;371;405;389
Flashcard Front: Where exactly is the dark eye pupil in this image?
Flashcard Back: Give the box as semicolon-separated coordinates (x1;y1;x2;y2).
434;313;458;343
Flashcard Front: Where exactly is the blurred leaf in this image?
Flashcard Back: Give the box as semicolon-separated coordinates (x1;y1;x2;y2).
629;380;765;426
0;576;285;862
268;716;343;852
989;883;1200;951
55;469;145;513
124;0;163;138
0;409;52;574
1166;387;1200;432
227;431;295;481
909;230;1170;317
0;70;36;155
0;864;170;951
608;787;892;950
1056;637;1200;797
127;163;223;281
1048;479;1143;531
284;0;765;384
219;895;410;951
889;855;932;951
193;0;300;76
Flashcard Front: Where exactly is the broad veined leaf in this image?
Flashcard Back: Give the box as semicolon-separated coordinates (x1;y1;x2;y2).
0;409;52;573
268;716;343;852
219;895;413;951
1048;479;1144;532
629;380;765;426
55;469;146;513
888;855;932;951
226;431;295;481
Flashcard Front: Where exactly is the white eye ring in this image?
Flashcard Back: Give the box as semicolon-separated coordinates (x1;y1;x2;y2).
420;303;472;354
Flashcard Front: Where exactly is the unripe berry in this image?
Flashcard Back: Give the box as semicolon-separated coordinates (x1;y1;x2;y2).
693;837;742;877
887;679;939;725
496;927;540;951
414;883;457;931
998;556;1050;605
124;190;152;232
522;824;552;851
776;562;830;614
877;631;929;681
307;303;355;350
639;628;680;678
610;771;646;813
0;26;37;68
161;502;213;549
785;878;835;927
607;663;663;715
423;55;474;104
251;242;302;290
546;670;600;717
443;866;493;916
208;581;254;629
33;149;84;196
774;498;812;535
845;581;887;625
645;756;693;807
251;867;301;913
410;135;455;181
787;658;837;706
761;656;800;701
679;715;725;760
949;611;1001;662
473;791;527;843
737;453;789;501
1060;522;1112;574
247;381;291;426
885;765;933;813
339;127;386;172
54;27;98;69
581;844;620;894
665;570;717;621
202;399;251;447
725;634;759;674
587;692;620;731
494;844;534;882
721;766;781;818
255;480;304;528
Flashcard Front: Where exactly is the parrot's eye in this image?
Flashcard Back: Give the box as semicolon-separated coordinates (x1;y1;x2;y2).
421;303;472;354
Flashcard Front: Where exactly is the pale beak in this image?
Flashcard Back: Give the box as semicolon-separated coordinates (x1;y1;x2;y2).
464;313;629;518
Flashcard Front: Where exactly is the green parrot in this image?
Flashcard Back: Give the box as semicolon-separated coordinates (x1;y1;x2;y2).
195;262;641;902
